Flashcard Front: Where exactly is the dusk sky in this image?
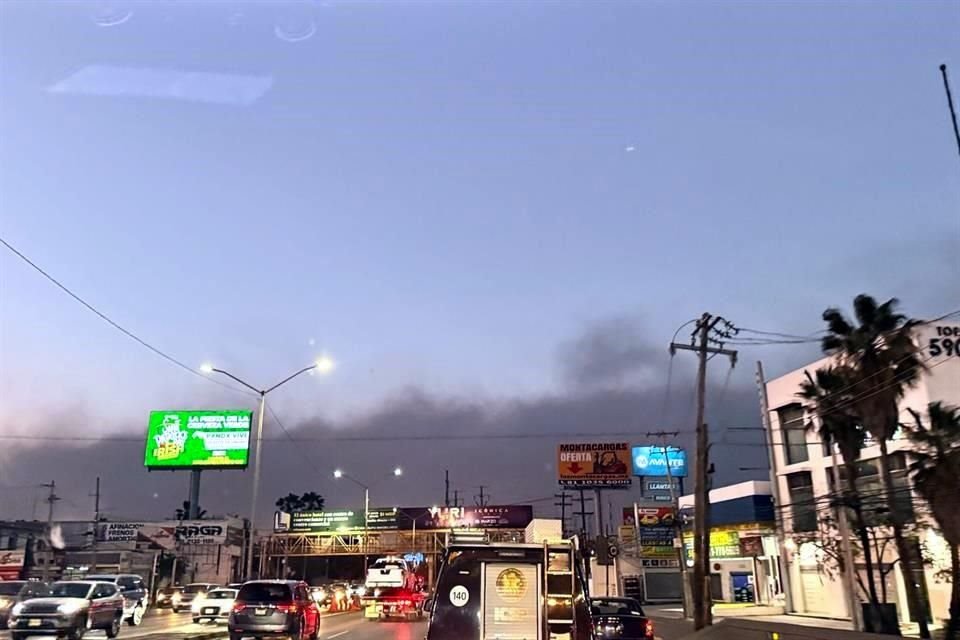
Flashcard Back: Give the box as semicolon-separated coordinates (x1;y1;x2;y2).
0;1;957;525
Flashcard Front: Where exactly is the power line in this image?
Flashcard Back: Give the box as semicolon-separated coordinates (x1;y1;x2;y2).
0;235;254;398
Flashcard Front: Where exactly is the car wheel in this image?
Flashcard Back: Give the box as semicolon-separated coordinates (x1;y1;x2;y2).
68;621;86;640
127;603;144;626
193;616;201;624
229;634;242;640
10;633;28;640
105;615;121;638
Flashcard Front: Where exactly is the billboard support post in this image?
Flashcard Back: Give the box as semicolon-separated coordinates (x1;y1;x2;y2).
188;470;202;520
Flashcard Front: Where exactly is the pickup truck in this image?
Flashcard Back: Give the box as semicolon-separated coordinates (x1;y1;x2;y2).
365;557;414;590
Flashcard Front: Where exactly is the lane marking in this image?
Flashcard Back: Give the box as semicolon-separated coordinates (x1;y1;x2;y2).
328;631;349;638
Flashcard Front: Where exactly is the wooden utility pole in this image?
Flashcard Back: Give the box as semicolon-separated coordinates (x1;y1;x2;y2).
554;492;572;536
670;313;737;629
41;481;59;582
91;477;101;572
444;470;450;507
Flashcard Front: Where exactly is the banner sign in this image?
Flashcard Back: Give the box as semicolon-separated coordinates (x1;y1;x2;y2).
683;529;741;560
557;443;632;487
274;506;534;533
144;410;252;469
0;550;25;580
97;521;229;548
636;506;676;528
631;446;688;478
644;480;681;492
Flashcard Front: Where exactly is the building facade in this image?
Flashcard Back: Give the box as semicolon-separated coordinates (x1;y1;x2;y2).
764;318;959;626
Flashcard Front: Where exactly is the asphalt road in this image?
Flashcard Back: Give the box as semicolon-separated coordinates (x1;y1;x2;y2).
1;610;428;640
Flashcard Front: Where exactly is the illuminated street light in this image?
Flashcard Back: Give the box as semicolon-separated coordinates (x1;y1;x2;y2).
333;467;405;571
203;356;335;579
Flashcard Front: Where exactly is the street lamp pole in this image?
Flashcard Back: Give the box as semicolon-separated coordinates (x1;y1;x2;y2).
334;467;402;574
203;356;335;580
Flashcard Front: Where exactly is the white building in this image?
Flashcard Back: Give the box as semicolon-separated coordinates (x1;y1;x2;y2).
763;318;959;627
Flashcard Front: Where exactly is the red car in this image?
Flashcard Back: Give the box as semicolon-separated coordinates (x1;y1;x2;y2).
228;580;319;640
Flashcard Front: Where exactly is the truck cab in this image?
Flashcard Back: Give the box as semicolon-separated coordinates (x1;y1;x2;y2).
426;538;592;640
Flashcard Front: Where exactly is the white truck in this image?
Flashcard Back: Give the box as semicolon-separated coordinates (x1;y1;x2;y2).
365;556;415;590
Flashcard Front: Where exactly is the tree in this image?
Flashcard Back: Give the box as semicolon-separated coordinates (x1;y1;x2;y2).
275;493;304;513
174;501;207;520
799;366;880;605
299;492;325;511
820;294;930;637
906;402;960;640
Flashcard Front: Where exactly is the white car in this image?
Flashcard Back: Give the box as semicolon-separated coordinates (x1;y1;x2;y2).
365;557;413;590
191;588;236;624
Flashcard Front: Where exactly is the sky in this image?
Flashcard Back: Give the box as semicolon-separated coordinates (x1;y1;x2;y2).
0;0;958;525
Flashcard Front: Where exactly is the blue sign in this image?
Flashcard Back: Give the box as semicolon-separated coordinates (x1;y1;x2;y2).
632;446;688;478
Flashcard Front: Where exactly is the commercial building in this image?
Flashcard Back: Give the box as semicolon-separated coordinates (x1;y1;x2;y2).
763;318;959;627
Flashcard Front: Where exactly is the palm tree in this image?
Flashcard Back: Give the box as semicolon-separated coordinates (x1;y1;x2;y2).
174;501;207;520
820;294;929;637
906;402;960;640
300;492;325;511
275;493;304;513
799;366;879;605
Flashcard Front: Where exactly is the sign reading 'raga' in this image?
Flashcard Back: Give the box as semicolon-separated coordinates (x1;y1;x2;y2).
557;442;632;487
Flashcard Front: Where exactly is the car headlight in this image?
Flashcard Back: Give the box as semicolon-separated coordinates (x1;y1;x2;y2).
355;586;366;596
0;596;12;608
58;601;84;615
11;602;24;618
172;593;182;603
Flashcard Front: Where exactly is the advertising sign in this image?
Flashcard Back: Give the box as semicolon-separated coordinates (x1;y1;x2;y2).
0;550;25;580
635;506;676;528
97;521;229;548
557;443;632;487
645;480;681;492
144;410;252;469
683;529;741;560
273;506;534;533
631;446;688;478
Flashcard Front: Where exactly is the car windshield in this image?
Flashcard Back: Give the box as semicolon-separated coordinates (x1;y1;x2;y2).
49;583;92;599
85;576;117;583
237;583;291;603
0;582;26;595
591;599;645;617
183;584;211;593
207;590;236;600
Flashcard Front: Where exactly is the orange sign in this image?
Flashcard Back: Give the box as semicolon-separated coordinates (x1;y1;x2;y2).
557;442;632;487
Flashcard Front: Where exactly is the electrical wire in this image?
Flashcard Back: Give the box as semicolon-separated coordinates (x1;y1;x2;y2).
0;235;255;398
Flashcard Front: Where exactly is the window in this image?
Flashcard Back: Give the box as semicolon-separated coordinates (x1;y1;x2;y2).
777;405;809;464
836;454;914;524
118;576;135;590
786;472;816;532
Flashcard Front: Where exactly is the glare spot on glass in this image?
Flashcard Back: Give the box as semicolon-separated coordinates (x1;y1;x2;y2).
274;14;317;43
91;2;133;27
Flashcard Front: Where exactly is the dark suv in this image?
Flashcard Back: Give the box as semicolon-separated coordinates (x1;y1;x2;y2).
228;580;319;640
85;574;149;626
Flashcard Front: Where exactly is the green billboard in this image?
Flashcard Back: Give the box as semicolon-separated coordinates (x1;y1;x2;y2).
144;410;252;469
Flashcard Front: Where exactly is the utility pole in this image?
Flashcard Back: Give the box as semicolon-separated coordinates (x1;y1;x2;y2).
670;313;737;629
445;470;450;507
940;64;960;162
91;477;101;572
42;481;59;581
647;431;692;618
755;362;795;614
475;486;489;507
554;492;572;537
453;489;461;508
573;489;594;537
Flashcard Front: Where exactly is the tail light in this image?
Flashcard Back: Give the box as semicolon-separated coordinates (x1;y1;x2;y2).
276;603;298;614
645;620;655;638
232;603;246;613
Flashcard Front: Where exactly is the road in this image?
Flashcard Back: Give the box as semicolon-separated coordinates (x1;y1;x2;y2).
1;609;428;640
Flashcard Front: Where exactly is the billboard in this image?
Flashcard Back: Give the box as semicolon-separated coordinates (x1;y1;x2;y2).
557;442;632;487
0;550;25;580
273;506;534;533
631;446;688;478
97;521;230;548
144;410;252;469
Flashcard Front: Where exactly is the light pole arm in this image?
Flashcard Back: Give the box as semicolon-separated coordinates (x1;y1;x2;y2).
211;368;262;395
265;365;317;395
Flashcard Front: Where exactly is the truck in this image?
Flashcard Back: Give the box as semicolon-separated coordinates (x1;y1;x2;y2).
361;586;426;621
364;556;414;590
425;523;594;640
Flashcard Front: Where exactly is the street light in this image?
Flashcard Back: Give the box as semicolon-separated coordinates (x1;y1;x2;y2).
203;357;335;579
333;468;404;571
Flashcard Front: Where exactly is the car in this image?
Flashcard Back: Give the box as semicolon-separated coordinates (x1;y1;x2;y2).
172;582;219;613
6;580;124;640
589;597;655;640
154;586;182;609
85;574;149;626
0;581;49;629
228;580;319;640
192;587;237;624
